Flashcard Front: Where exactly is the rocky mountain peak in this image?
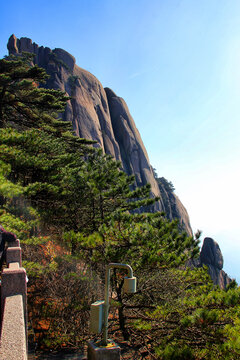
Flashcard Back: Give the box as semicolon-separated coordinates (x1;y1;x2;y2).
7;34;193;235
5;34;233;288
200;237;223;270
199;237;231;288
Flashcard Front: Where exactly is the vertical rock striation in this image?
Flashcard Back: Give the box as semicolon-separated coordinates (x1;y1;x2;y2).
7;34;192;235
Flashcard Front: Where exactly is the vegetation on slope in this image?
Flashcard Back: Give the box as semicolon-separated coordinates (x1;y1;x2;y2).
0;54;240;359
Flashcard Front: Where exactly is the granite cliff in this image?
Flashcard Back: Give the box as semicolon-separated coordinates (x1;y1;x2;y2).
6;35;233;288
7;34;192;235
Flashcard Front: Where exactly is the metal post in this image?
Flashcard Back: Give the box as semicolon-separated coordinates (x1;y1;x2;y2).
102;263;133;346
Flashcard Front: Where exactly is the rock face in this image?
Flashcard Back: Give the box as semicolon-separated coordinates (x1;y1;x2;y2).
157;178;192;235
7;36;232;287
199;238;231;289
105;88;160;196
7;34;192;235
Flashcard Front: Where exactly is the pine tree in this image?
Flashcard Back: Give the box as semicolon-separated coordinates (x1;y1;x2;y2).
0;53;68;129
0;54;158;246
3;53;238;359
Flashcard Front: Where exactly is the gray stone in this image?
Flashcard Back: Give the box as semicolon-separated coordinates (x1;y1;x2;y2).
199;237;232;289
18;37;34;53
1;265;28;336
206;264;231;289
0;295;27;360
7;34;18;54
87;340;120;360
6;247;22;267
52;48;76;72
158;181;192;235
105;87;158;191
200;237;223;270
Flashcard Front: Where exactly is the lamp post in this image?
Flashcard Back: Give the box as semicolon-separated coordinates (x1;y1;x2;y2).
88;263;136;359
102;263;136;346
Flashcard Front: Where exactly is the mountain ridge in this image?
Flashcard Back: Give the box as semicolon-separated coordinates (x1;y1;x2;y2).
7;34;192;236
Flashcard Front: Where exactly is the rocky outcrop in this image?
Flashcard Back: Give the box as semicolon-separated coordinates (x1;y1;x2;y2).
199;237;231;289
7;34;192;235
188;237;232;289
105;88;161;195
200;237;223;269
157;177;192;235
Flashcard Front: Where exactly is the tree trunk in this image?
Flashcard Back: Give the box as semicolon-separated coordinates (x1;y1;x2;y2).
0;85;6;128
116;281;130;341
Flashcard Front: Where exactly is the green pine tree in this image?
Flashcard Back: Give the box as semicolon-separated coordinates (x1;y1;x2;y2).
2;53;239;360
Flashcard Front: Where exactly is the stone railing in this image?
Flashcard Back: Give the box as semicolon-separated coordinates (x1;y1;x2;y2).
0;239;28;360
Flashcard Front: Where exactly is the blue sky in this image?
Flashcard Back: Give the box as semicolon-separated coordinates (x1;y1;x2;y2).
1;0;240;282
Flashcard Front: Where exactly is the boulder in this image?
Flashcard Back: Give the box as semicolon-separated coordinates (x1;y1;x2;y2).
199;237;231;288
7;34;18;54
200;237;223;270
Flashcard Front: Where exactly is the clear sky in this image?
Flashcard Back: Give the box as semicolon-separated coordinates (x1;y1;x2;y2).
1;0;240;282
